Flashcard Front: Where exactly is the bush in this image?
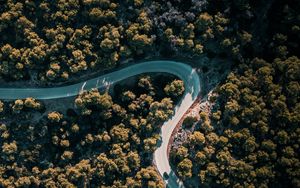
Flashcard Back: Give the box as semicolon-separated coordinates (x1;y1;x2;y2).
183;116;197;128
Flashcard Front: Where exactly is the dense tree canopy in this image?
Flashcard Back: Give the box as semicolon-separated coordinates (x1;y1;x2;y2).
0;74;184;187
1;0;287;83
0;0;299;187
171;57;300;188
169;0;300;187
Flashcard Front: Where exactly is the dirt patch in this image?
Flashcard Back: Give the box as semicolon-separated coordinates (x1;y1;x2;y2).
167;95;201;157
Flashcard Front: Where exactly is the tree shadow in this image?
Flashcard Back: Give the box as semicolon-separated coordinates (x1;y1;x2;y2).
166;170;185;188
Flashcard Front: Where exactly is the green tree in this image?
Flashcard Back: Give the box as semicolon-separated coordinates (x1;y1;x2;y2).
48;111;63;123
189;131;205;146
0;101;4;113
177;158;193;180
164;79;185;97
110;123;130;142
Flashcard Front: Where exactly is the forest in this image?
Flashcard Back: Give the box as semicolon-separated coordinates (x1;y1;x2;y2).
0;74;184;187
169;0;300;187
0;0;299;187
0;0;255;84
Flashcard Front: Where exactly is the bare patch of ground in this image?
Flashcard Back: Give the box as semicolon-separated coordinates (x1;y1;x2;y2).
169;56;231;153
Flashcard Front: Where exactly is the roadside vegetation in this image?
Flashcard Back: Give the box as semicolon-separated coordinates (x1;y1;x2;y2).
0;75;184;187
170;0;300;187
0;0;263;84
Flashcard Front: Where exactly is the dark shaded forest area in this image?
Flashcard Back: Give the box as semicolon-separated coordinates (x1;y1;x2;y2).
169;0;300;187
1;0;287;84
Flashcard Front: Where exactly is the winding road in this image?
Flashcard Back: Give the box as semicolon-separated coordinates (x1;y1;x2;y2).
0;60;201;188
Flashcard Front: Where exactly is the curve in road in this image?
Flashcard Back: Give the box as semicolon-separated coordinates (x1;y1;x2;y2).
0;60;201;188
